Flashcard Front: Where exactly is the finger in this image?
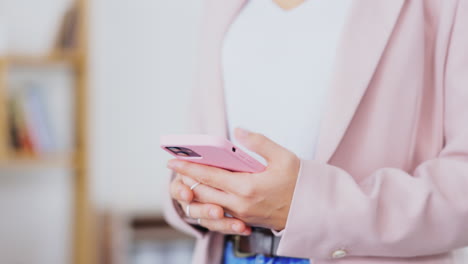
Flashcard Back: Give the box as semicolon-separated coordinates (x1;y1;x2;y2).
198;217;252;235
234;127;289;163
179;201;224;219
181;175;235;207
167;159;247;194
170;175;193;203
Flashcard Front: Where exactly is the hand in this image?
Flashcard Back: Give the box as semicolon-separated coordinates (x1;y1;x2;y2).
169;173;252;235
168;127;301;231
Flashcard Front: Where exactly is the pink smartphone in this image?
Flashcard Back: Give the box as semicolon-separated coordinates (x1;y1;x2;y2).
160;134;265;173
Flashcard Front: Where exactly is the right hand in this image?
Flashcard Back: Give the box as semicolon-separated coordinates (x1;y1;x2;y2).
170;173;252;235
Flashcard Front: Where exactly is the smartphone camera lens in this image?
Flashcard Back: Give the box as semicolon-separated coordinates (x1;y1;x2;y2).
167;147;181;152
166;146;201;157
232;147;236;152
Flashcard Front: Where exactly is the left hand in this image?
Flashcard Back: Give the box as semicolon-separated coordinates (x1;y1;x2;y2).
167;127;301;231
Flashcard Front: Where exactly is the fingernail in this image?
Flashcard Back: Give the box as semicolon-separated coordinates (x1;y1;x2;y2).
236;127;250;138
232;223;242;233
209;209;218;219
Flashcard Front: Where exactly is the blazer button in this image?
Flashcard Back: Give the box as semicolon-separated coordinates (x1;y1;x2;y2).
332;249;347;259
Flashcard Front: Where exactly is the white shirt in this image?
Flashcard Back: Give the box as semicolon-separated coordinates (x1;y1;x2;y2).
222;0;352;163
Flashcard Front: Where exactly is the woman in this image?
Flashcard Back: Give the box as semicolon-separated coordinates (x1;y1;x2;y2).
164;0;468;263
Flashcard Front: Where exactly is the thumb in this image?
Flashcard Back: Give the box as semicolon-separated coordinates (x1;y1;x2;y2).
234;127;286;163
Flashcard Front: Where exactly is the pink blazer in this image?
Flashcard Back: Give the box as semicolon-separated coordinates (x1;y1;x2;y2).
163;0;468;263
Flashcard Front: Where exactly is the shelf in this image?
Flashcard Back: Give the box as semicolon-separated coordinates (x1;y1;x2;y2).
0;152;75;169
0;0;93;263
0;52;80;66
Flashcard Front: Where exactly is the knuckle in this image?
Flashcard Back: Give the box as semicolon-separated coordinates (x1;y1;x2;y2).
198;173;211;185
178;162;189;172
205;221;224;233
235;203;251;219
239;185;256;198
181;175;195;186
170;182;180;198
285;152;299;165
221;221;233;232
171;180;190;202
174;173;183;180
286;153;300;172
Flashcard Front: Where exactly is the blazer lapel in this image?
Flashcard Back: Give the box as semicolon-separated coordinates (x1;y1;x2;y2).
314;0;406;163
203;0;406;163
198;0;247;137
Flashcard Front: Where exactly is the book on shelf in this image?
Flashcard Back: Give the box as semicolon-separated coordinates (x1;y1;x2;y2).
7;83;56;157
54;4;79;53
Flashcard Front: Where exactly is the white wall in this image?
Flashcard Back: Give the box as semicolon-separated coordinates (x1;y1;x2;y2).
88;0;203;213
0;0;72;55
0;169;72;264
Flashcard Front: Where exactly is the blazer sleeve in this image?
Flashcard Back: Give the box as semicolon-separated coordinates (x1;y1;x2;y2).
162;97;208;239
276;1;468;260
162;83;211;238
162;53;208;240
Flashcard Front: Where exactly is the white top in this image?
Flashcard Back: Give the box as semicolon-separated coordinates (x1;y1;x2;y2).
222;0;352;164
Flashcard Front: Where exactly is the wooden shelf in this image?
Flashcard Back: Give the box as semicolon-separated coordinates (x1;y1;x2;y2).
0;0;95;263
98;213;195;264
0;152;75;169
0;53;79;66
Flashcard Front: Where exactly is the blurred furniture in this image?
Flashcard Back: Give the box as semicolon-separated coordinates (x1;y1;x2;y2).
0;0;94;264
99;212;195;264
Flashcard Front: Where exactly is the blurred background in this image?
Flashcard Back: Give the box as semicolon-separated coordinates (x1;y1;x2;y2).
0;0;202;263
2;1;468;264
